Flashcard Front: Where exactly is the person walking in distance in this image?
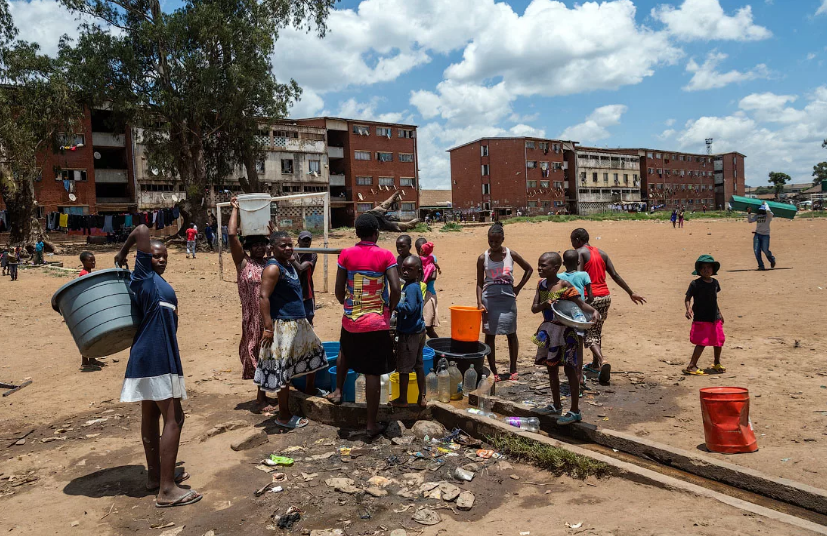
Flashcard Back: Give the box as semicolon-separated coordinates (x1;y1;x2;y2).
570;228;646;385
185;224;197;259
747;203;776;270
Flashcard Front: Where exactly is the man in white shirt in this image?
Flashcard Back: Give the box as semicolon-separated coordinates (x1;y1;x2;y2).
747;203;776;270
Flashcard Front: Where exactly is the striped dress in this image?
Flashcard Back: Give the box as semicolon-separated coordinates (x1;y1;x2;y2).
237;257;265;380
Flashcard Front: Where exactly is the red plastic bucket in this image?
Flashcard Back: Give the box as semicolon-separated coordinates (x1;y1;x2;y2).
699;387;758;454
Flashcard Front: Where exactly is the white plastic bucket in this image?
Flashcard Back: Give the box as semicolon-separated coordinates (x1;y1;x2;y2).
237;193;272;236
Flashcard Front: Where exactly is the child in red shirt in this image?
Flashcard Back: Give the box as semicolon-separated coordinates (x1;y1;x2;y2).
78;251;96;277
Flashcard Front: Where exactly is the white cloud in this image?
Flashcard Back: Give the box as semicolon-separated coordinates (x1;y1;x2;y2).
410;81;515;127
8;0;97;56
675;86;827;184
658;128;677;139
334;97;413;124
289;88;325;118
559;105;628;143
665;118;676;126
652;0;771;41
807;52;817;61
683;52;769;91
817;0;827;16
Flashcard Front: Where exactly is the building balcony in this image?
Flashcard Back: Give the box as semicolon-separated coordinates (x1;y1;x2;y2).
271;138;326;154
95;169;128;183
92;132;126;147
330;174;346;186
328;146;344;159
139;191;186;208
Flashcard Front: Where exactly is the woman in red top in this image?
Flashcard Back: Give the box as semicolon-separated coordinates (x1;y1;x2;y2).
571;228;646;385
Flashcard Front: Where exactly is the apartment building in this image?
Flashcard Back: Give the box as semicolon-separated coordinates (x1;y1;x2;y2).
295;117;419;228
448;137;570;218
571;147;641;215
0;107;136;217
622;149;745;209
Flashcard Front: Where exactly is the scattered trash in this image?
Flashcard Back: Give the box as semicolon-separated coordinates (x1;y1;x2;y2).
275;506;302;529
510;474;520;480
301;472;318;482
338;447;352;457
566;522;583;529
254;483;282;497
476;449;495;459
412;507;442;526
520;532;531;535
439;482;461;501
325;477;361;494
781;458;791;462
268;455;294;466
453;467;474;481
456;490;475;510
82;418;108;427
150;522;176;529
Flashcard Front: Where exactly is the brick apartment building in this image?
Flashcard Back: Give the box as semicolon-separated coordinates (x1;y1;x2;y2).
448;137;746;216
296;117;419;228
0;107;136;218
622;148;745;210
448;137;570;218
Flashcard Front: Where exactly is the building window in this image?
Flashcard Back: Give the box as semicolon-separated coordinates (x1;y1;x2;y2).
357;203;373;212
57;169;88;181
613;173;619;184
647;152;653;158
603;173;609;183
540;180;549;188
376;152;393;162
482;183;490;195
353;125;370;136
481;164;489;176
356;176;372;186
273;129;298;139
379;177;394;187
58;133;85;147
525;141;535;149
354;150;371;160
527;180;537;188
308;160;320;174
623;174;629;184
398;129;416;139
401;177;415;187
401;202;416;211
256;158;266;173
592;172;598;182
552;143;560;153
481;145;489;157
554;181;563;189
679;155;685;161
399;153;414;163
528;201;538;208
655;152;662;159
376;127;392;137
303;185;326;192
281;159;294;174
648;168;654;174
527;161;537;169
539;142;549;152
633;174;639;183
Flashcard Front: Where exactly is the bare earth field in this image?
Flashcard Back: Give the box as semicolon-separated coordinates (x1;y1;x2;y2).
1;216;825;534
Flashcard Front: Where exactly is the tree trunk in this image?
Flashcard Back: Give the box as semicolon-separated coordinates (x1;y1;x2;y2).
0;169;35;246
240;149;262;193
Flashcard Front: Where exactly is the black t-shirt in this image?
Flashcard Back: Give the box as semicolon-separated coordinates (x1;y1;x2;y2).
686;277;720;322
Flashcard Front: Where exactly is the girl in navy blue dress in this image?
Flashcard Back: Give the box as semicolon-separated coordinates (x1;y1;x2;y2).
115;224;201;508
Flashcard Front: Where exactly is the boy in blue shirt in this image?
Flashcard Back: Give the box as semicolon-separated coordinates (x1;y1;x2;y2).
558;250;591;303
391;256;427;408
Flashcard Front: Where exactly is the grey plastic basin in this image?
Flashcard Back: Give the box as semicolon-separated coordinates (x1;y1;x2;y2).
51;268;142;358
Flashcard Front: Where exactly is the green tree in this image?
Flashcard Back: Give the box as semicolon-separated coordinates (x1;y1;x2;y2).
59;0;334;229
767;171;791;199
0;6;84;246
814;162;827;186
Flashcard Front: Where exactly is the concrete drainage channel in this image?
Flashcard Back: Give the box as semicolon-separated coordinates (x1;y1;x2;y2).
289;392;827;534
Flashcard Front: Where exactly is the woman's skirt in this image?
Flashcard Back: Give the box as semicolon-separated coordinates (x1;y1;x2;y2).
481;284;518;335
254;318;328;392
690;320;726;347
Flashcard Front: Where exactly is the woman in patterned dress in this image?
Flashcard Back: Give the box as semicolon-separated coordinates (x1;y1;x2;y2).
228;197;272;412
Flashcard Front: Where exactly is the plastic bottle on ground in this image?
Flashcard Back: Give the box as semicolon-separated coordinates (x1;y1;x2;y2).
437;364;451;403
475;374;495;412
379;374;389;404
505;416;540;432
462;364;478;397
448;361;463;400
425;368;438;401
354;373;366;404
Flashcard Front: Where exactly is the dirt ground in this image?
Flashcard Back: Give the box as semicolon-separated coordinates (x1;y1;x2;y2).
1;216;826;534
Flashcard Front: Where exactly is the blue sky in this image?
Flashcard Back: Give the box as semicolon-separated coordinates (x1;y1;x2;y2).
9;0;827;188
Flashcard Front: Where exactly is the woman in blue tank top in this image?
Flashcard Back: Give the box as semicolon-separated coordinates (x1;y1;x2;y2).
256;231;327;429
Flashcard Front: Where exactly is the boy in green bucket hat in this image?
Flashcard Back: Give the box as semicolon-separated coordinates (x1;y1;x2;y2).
683;255;725;376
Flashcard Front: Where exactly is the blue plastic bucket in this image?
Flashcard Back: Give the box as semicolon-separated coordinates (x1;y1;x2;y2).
51;268;141;358
292;355;337;391
328;366;357;402
423;346;434;372
322;341;340;357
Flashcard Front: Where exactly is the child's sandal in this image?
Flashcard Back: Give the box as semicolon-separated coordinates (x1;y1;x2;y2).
711;364;726;373
682;367;706;376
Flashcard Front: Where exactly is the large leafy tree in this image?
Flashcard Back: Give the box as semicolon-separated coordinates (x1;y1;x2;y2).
0;3;84;247
59;0;334;229
814;162;827;186
767;171;791;199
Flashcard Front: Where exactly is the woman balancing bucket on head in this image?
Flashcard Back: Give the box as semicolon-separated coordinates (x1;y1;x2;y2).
228;196;276;412
476;223;534;381
115;224;202;508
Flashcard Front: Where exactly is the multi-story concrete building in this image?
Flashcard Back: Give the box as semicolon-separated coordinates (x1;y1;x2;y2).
623;149;745;210
570;147;641;214
0;106;137;218
295;117;419;228
448;137;570;218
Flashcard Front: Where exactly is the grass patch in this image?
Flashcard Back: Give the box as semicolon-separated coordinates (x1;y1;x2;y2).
410;222;432;234
488;433;608;479
798;211;827;219
440;222;463;232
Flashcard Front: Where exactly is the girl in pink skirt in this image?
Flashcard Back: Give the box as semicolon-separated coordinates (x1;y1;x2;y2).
683;255;725;375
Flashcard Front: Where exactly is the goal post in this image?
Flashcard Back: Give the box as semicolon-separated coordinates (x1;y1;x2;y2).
215;192;330;291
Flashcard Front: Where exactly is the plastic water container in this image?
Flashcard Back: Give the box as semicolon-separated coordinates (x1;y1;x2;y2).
389;372;420;404
449;306;483;342
293;352;338;391
699;387;758;453
237;193;272;236
328;366;357;403
423;346;434;373
51;268;141;358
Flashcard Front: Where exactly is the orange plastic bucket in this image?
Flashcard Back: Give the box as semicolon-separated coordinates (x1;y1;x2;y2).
449;306;483;342
699;387;758;454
